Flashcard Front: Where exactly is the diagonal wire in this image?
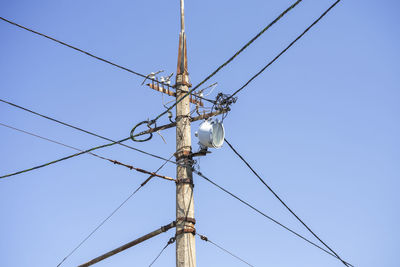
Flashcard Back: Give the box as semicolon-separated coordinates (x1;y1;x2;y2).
148;236;176;267
197;233;254;267
229;0;342;99
0;122;174;181
0;136;130;179
193;0;303;92
0;17;170;88
193;169;354;267
224;138;349;266
0;98;176;164
56;154;174;267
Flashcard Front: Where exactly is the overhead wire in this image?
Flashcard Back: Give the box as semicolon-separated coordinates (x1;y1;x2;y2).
224;138;349;266
56;154;174;267
228;0;342;99
0;98;175;164
0;136;130;179
197;233;254;267
0;122;174;181
0;17;171;88
193;169;354;267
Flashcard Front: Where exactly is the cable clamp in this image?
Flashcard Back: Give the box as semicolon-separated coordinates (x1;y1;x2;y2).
176;228;196;237
167;237;176;245
176;217;196;225
199;234;208;242
175;178;194;187
161;221;177;232
175;114;191;121
174;149;193;161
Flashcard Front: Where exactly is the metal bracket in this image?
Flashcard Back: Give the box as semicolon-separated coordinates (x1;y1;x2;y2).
175;178;194;187
176;217;196;225
176;228;196;237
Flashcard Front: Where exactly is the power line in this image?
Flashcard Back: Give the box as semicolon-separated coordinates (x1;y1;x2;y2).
224;138;349;266
193;169;354;267
194;0;303;93
130;0;304;138
56;154;174;267
0;17;171;88
229;0;342;99
0;122;97;156
0;98;176;164
0;136;130;179
148;236;176;267
0;122;174;180
197;233;254;267
0;122;174;181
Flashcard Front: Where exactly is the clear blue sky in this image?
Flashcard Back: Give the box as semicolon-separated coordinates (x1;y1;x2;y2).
1;0;399;266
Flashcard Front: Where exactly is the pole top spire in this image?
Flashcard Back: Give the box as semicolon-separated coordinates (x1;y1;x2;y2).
176;0;189;79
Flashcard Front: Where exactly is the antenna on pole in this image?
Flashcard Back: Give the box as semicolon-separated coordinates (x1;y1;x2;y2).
177;0;188;78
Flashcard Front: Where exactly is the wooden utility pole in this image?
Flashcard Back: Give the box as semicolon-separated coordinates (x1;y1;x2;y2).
175;0;196;266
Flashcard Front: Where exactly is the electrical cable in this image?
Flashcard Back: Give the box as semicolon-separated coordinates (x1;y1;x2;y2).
197;233;254;267
0;122;174;181
229;0;342;99
0;136;130;179
0;17;170;88
148;236;176;267
56;154;174;267
0;98;176;164
224;138;349;266
193;169;354;267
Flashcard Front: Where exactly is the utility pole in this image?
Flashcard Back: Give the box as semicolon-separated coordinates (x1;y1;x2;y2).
175;0;197;266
